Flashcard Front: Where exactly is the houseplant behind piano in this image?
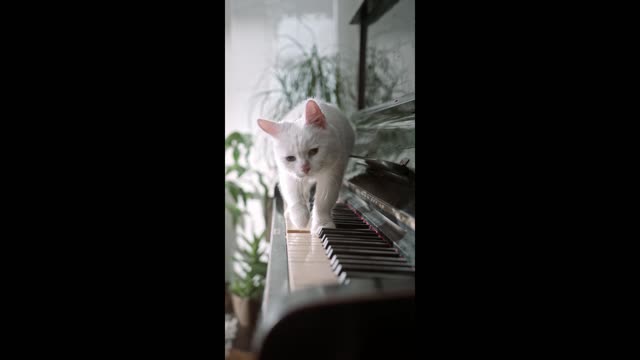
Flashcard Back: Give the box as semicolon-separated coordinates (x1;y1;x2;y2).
225;131;270;329
229;230;268;328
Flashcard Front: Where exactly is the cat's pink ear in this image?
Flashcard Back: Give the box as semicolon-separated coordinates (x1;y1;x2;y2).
305;100;327;129
258;119;280;137
257;118;280;137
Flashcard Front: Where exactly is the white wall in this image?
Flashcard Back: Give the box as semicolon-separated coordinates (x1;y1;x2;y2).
225;0;234;283
225;0;350;136
225;0;279;282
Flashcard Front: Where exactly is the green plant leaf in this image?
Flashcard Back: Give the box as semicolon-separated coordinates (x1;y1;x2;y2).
239;188;248;207
225;201;246;227
225;164;247;177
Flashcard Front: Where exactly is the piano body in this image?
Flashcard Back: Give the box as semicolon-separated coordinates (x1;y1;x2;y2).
252;95;416;359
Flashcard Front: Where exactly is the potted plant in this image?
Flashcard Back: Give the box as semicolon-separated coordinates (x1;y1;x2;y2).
253;42;349;122
225;131;271;234
225;131;270;328
252;40;406;121
229;230;268;328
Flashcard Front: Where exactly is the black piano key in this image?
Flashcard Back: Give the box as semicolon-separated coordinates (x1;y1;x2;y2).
342;277;416;288
335;263;415;275
333;264;414;278
323;228;375;233
324;238;389;247
334;224;371;230
324;238;386;245
322;235;387;243
331;231;380;238
320;228;378;234
329;249;399;258
328;244;397;253
334;259;414;267
322;232;380;239
322;240;389;249
324;241;389;248
324;239;389;248
319;229;380;238
332;224;369;229
331;254;408;264
331;260;413;273
332;219;367;224
342;271;415;280
333;223;369;228
326;247;399;257
332;221;367;226
330;258;410;271
333;220;373;231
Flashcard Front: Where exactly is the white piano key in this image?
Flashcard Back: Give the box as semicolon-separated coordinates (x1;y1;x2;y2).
288;263;336;273
286;237;320;242
287;248;328;254
287;247;324;250
285;229;338;291
290;278;338;291
286;250;326;255
287;258;330;263
287;248;327;254
287;252;328;259
285;217;311;233
289;266;338;276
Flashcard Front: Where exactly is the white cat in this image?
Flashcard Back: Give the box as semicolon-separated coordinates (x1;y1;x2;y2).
257;99;355;235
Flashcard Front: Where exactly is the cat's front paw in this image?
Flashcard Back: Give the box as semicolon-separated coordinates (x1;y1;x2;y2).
311;217;335;236
288;204;310;229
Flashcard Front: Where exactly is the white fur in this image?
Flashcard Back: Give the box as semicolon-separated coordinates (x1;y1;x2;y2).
257;99;355;234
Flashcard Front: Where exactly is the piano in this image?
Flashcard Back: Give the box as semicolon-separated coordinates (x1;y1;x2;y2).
252;1;415;357
252;94;415;359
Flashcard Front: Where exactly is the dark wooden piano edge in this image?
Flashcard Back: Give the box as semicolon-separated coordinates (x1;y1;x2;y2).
252;280;415;355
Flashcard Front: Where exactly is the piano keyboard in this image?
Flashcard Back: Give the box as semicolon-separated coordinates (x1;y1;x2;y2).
285;203;414;291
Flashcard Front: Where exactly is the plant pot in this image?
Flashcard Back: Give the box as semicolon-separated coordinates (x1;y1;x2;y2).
231;294;261;328
225;283;231;313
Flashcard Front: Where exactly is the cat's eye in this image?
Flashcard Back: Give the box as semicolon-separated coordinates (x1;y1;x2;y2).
308;148;319;156
285;156;296;162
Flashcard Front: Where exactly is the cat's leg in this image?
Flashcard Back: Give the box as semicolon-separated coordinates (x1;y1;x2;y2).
310;166;344;235
279;174;310;229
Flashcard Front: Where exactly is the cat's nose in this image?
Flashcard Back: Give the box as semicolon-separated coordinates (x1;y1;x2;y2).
302;162;311;174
